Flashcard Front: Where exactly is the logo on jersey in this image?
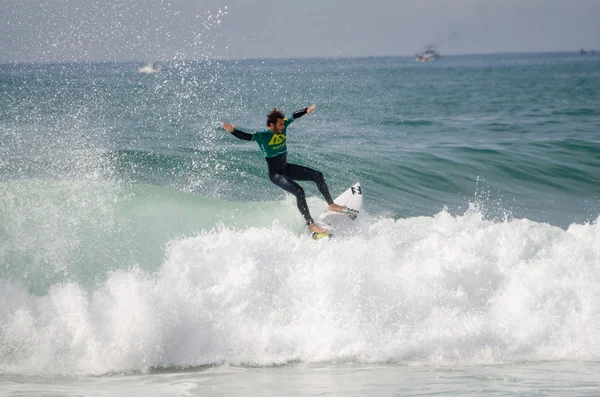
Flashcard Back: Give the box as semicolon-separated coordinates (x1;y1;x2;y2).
268;133;286;146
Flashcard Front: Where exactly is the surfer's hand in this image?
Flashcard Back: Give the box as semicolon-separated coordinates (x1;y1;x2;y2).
223;122;236;133
306;104;316;114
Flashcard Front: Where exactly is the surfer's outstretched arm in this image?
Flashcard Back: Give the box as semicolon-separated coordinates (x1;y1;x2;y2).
292;104;316;120
223;122;252;141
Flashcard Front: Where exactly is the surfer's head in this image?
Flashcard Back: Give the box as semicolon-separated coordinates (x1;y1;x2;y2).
266;107;285;133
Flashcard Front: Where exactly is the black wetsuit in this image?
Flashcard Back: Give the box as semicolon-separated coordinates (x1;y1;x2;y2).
229;108;333;225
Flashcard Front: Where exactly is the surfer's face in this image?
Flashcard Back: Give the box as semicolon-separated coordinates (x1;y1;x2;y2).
269;118;285;133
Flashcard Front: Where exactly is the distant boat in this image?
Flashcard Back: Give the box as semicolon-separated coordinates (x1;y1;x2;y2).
579;49;596;56
415;45;440;62
138;62;161;74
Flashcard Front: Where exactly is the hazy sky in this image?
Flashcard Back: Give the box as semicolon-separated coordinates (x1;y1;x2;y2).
1;0;599;62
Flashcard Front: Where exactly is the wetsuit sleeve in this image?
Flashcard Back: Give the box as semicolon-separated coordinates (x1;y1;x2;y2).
284;107;309;127
230;128;253;141
292;107;309;119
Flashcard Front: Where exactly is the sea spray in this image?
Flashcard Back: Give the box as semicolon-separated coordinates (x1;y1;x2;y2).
1;208;598;375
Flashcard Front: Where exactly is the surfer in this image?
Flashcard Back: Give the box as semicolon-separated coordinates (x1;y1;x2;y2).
223;105;346;235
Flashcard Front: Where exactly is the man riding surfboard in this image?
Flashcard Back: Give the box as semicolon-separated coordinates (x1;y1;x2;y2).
223;105;346;236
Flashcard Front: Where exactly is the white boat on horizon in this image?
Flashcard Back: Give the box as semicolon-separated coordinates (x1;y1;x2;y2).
415;46;441;62
138;62;161;74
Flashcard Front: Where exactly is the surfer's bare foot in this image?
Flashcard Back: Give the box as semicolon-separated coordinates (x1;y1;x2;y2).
308;223;327;234
328;203;347;213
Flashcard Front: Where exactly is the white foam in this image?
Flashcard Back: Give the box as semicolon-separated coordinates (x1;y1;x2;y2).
1;210;599;375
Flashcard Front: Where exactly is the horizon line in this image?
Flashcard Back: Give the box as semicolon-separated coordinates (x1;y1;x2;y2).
1;50;597;66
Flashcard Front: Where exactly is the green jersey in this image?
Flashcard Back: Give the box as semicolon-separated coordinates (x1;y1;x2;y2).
251;117;294;158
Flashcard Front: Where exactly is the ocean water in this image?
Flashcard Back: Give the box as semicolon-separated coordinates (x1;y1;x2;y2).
1;52;599;395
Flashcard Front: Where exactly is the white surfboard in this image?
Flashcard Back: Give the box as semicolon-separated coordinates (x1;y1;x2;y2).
316;182;363;236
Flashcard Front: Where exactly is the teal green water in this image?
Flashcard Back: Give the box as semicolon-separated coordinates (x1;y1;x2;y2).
1;54;599;226
1;54;600;382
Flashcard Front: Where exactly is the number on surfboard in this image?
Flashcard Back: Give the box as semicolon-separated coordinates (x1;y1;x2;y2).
351;186;362;195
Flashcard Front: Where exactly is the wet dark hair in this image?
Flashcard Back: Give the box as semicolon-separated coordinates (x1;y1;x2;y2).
266;107;285;127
